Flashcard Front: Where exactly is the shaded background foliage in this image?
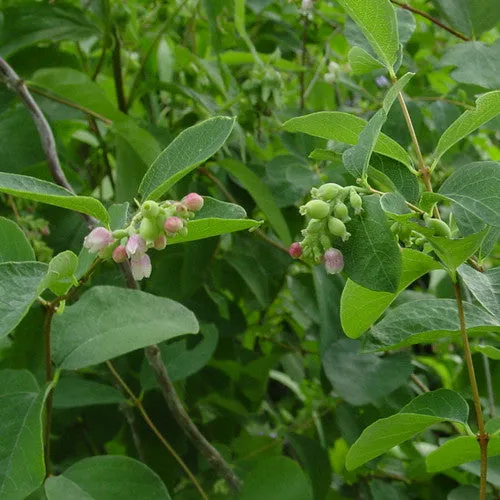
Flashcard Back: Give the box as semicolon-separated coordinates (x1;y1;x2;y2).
0;0;499;499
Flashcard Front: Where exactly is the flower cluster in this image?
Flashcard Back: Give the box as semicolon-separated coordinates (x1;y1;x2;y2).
289;183;366;275
83;193;204;281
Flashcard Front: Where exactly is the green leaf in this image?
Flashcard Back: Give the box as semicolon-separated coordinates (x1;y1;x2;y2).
432;0;500;37
0;172;109;224
51;286;199;370
218;159;291;245
164;197;261;245
368;153;420;203
216;50;304;71
366;299;500;351
341;249;442;338
283;112;412;169
44;456;171;500
432;93;500;167
348;46;385;75
287;433;332;500
140;324;219;390
472;344;500;360
438;162;500;228
322;338;412;406
426;436;500;472
338;195;402;293
346;389;469;470
407;220;488;273
380;192;411;217
239;456;313;500
53;376;124;409
343;73;415;177
108;203;130;231
0;262;47;339
139;116;236;200
38;251;78;296
235;0;247;39
458;265;500;318
439;41;500;90
336;0;399;69
0;217;34;263
0;4;100;58
0;370;50;500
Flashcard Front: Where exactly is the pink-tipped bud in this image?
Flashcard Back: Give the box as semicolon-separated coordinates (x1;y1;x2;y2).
112;245;128;263
126;234;147;258
131;253;152;281
289;242;303;259
182;192;204;212
164;216;184;234
324;248;344;275
153;235;167;250
83;227;114;254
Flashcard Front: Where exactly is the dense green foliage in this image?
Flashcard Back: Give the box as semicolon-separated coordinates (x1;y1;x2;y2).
0;0;499;499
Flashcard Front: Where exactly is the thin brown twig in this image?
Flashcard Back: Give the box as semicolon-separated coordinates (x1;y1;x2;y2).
454;280;489;500
0;58;74;194
27;85;113;125
145;344;242;493
410;373;430;393
390;0;471;41
106;361;208;499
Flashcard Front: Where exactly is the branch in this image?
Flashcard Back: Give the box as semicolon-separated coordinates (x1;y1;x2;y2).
111;28;127;113
0;57;75;193
117;259;242;492
144;344;242;493
390;0;471;41
106;360;208;499
0;56;97;227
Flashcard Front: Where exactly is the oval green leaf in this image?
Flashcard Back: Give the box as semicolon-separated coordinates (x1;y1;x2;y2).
51;286;199;370
367;299;500;351
139;116;236;200
0;262;48;339
283;112;412;168
346;389;469;470
336;0;399;69
341;249;442;338
432;91;500;167
0;172;109;224
0;370;50;500
44;456;171;500
0;217;34;263
338;195;402;293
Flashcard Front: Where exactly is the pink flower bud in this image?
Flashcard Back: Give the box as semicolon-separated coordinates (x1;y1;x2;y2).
131;253;152;281
153;235;167;250
126;234;147;258
164;216;184;234
83;227;114;254
112;245;128;263
182;193;204;212
289;242;303;259
324;248;344;275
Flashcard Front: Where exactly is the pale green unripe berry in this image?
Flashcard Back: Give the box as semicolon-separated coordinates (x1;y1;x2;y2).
142;200;160;218
334;202;350;221
349;190;363;214
426;217;451;238
304;200;330;219
139;217;160;241
320;234;332;251
328;217;348;240
305;219;323;235
317;183;343;201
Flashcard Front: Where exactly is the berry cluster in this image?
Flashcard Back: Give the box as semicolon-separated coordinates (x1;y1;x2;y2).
289;183;365;275
83;193;204;281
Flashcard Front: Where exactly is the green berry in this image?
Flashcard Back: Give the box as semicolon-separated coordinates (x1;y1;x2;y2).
349;190;363;214
142;200;160;218
427;218;452;238
334;202;350;221
328;217;346;237
139;217;160;242
304;200;330;219
317;183;343;201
